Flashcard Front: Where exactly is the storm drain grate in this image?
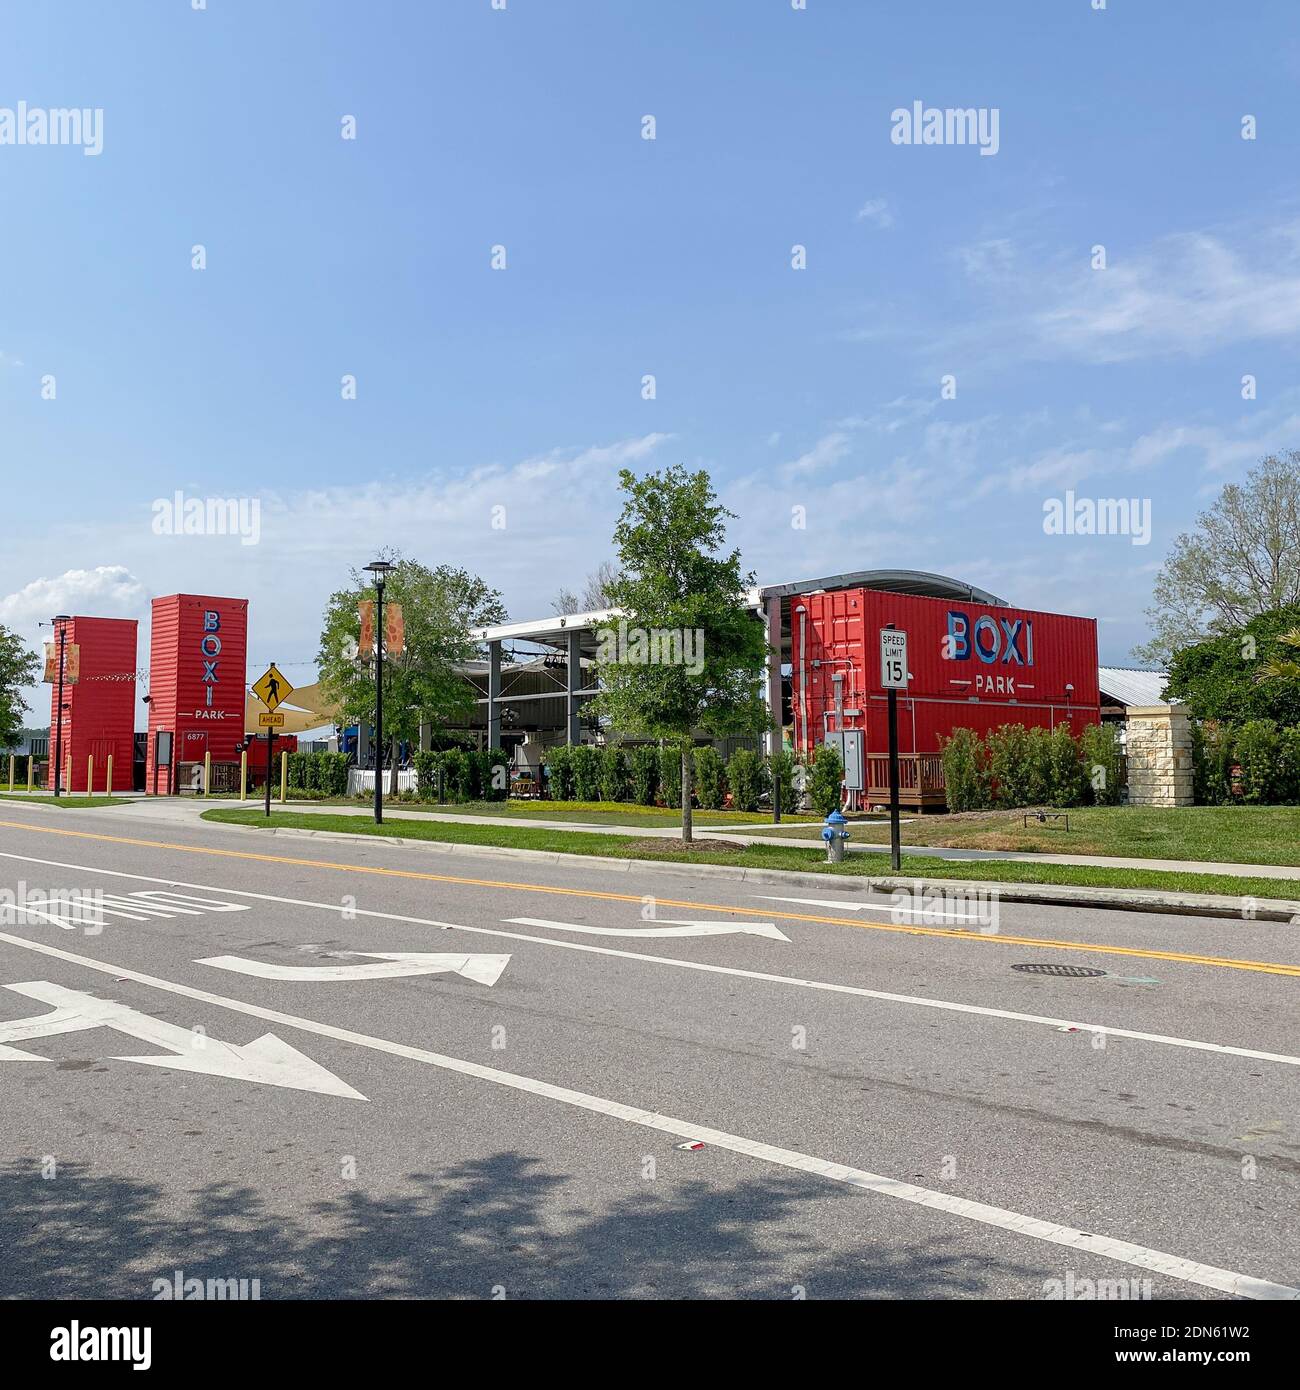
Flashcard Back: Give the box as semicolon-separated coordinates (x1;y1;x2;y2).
1011;962;1107;978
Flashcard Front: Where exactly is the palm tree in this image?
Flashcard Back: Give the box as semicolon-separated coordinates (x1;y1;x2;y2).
1256;628;1300;683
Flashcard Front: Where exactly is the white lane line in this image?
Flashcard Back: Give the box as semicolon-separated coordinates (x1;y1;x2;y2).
0;849;1296;1069
505;916;790;942
0;927;1291;1301
756;893;984;923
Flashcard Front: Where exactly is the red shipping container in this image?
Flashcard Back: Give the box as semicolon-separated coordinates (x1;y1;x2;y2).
46;616;137;793
145;594;249;794
790;589;1099;759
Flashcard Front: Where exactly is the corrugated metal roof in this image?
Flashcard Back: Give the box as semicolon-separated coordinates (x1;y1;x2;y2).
1098;667;1168;707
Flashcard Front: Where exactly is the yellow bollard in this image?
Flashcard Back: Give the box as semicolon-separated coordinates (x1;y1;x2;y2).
279;749;288;803
87;755;94;798
27;755;34;791
65;755;72;793
7;753;12;792
203;750;211;796
106;754;114;797
240;750;248;801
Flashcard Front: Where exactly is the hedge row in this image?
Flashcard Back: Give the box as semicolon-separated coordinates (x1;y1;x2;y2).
283;750;350;796
1193;720;1300;804
542;744;795;813
940;723;1124;812
411;747;510;803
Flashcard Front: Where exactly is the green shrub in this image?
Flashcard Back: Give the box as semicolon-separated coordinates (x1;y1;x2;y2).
629;745;659;805
1235;719;1284;803
808;741;843;816
313;750;350;796
570;744;602;802
1024;726;1053;805
441;746;474;801
1044;725;1084;807
1279;725;1300;804
544;745;576;801
986;724;1039;807
598;746;631;802
726;748;767;812
659;744;683;807
940;727;991;812
478;747;510;802
768;749;794;815
413;749;443;798
1079;722;1123;805
693;746;727;810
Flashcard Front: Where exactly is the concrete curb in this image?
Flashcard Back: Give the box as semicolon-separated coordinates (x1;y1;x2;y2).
210;819;1300;923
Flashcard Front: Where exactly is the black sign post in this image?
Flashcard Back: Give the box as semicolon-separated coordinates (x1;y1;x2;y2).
887;685;901;871
264;730;276;819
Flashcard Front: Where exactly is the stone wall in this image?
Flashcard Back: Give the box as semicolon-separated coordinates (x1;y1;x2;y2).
1125;704;1193;807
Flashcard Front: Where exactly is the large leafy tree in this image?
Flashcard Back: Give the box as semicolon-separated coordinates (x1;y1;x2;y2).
1134;452;1300;665
552;560;618;616
317;554;507;755
1163;604;1300;726
592;466;769;842
0;625;40;751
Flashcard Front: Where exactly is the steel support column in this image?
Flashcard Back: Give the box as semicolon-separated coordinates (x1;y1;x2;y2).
764;596;783;757
487;640;502;749
566;629;581;745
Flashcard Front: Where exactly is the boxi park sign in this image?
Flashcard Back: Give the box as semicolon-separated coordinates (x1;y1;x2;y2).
195;610;229;719
944;609;1034;696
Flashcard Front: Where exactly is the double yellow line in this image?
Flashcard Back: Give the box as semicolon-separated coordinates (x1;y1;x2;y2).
1;818;1298;977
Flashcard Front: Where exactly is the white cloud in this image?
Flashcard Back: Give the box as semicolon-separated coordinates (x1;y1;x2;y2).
0;566;146;630
959;221;1300;363
855;197;895;229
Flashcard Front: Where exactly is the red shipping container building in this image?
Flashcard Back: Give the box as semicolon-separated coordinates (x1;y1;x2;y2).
790;587;1099;760
46;616;138;793
145;594;249;795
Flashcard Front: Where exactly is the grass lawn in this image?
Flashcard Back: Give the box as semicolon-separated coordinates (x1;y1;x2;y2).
200;808;1300;903
742;805;1300;867
202;795;823;828
0;793;125;808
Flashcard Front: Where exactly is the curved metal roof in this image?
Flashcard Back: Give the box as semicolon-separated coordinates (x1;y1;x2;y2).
758;569;1007;606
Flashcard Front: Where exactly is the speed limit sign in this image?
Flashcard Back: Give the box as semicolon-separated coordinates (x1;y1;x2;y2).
880;628;908;689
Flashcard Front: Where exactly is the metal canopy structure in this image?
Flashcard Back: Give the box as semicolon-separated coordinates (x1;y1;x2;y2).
469;570;1009;750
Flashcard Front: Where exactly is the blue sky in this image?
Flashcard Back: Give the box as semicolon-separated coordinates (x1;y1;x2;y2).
3;0;1300;713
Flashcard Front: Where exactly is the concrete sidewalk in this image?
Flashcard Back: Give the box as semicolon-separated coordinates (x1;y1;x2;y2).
50;794;1300;883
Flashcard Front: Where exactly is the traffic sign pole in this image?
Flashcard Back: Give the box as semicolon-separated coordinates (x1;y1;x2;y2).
264;730;274;819
887;686;901;871
880;624;908;873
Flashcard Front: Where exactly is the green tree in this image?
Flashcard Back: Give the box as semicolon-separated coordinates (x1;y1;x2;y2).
1135;453;1300;665
317;554;506;764
1079;723;1124;805
1044;724;1085;807
630;744;660;805
592;466;770;841
693;746;727;810
808;742;844;816
940;728;992;812
1164;605;1300;726
0;626;39;752
726;748;767;813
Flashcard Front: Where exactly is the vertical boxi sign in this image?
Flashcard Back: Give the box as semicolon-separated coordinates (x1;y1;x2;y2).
146;595;249;794
45;617;138;792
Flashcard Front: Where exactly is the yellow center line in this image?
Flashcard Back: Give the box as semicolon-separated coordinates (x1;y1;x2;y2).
1;818;1297;978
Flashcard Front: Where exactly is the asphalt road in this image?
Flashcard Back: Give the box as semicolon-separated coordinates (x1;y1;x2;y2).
0;802;1296;1301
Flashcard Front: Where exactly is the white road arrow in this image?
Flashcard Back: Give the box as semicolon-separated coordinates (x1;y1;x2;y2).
0;981;364;1099
196;951;511;986
506;916;789;942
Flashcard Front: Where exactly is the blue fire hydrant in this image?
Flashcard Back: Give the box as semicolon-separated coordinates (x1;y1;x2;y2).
821;809;849;863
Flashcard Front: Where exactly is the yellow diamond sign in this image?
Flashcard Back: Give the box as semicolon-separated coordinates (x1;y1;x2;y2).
252;664;294;712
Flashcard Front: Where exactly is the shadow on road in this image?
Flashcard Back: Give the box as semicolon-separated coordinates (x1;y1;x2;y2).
0;1154;1048;1299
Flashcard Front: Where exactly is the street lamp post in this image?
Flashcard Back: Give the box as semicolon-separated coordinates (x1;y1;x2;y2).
364;561;396;825
52;615;70;798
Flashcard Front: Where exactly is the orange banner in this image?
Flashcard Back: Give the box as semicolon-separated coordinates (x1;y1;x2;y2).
358;601;375;659
385;603;405;656
64;643;80;685
43;642;57;683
